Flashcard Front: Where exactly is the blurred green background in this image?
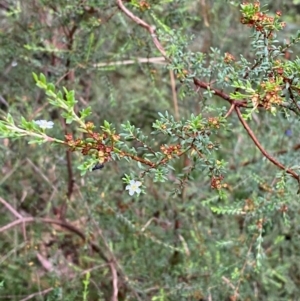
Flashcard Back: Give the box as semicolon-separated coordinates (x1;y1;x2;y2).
1;1;300;300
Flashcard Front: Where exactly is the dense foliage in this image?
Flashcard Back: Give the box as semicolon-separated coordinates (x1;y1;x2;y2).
1;1;300;300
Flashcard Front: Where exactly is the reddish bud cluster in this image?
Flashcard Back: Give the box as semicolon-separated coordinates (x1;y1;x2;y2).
139;1;150;11
64;133;84;150
259;79;283;110
243;199;255;212
64;122;114;163
240;2;285;33
224;52;235;64
85;121;95;131
208;117;221;129
160;144;181;159
250;77;283;110
210;175;225;190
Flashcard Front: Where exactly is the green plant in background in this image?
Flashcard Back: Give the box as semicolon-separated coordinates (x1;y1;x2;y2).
82;272;90;301
1;1;300;300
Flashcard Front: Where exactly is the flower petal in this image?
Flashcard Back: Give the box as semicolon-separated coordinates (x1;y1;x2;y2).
34;120;54;129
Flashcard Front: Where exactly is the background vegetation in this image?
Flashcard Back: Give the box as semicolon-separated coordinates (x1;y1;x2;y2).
1;0;300;300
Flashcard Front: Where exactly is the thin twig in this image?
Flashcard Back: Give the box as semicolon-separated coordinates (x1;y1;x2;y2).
169;70;179;121
0;196;27;240
109;261;119;301
230;143;300;169
288;86;300;115
94;56;166;68
19;287;54;301
194;78;244;106
222;276;236;291
0;196;23;219
235;106;299;180
200;0;210;27
89;216;142;301
116;0;168;59
224;103;235;118
232;236;255;299
26;158;58;193
0;217;110;263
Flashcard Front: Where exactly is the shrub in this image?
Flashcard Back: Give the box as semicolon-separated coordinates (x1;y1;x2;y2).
1;1;300;300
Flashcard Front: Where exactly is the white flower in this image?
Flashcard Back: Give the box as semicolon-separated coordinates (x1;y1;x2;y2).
126;180;142;196
34;120;54;129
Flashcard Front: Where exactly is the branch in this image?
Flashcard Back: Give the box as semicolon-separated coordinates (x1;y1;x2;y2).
93;56;166;68
193;78;249;108
224;103;235;118
109;261;119;301
230;143;300;169
288;86;300;115
193;78;233;104
0;196;23;219
170;69;179;121
235;106;299;180
0;217;110;263
0;196;27;240
19;287;54;301
116;0;168;59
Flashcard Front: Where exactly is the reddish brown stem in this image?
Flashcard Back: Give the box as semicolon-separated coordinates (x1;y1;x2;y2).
193;78;248;107
124;153;155;167
224;103;235;118
116;0;168;59
235;107;299;180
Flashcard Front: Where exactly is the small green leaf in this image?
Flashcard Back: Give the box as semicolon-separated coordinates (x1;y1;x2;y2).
6;113;15;125
32;72;38;82
80;107;92;120
39;73;46;84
